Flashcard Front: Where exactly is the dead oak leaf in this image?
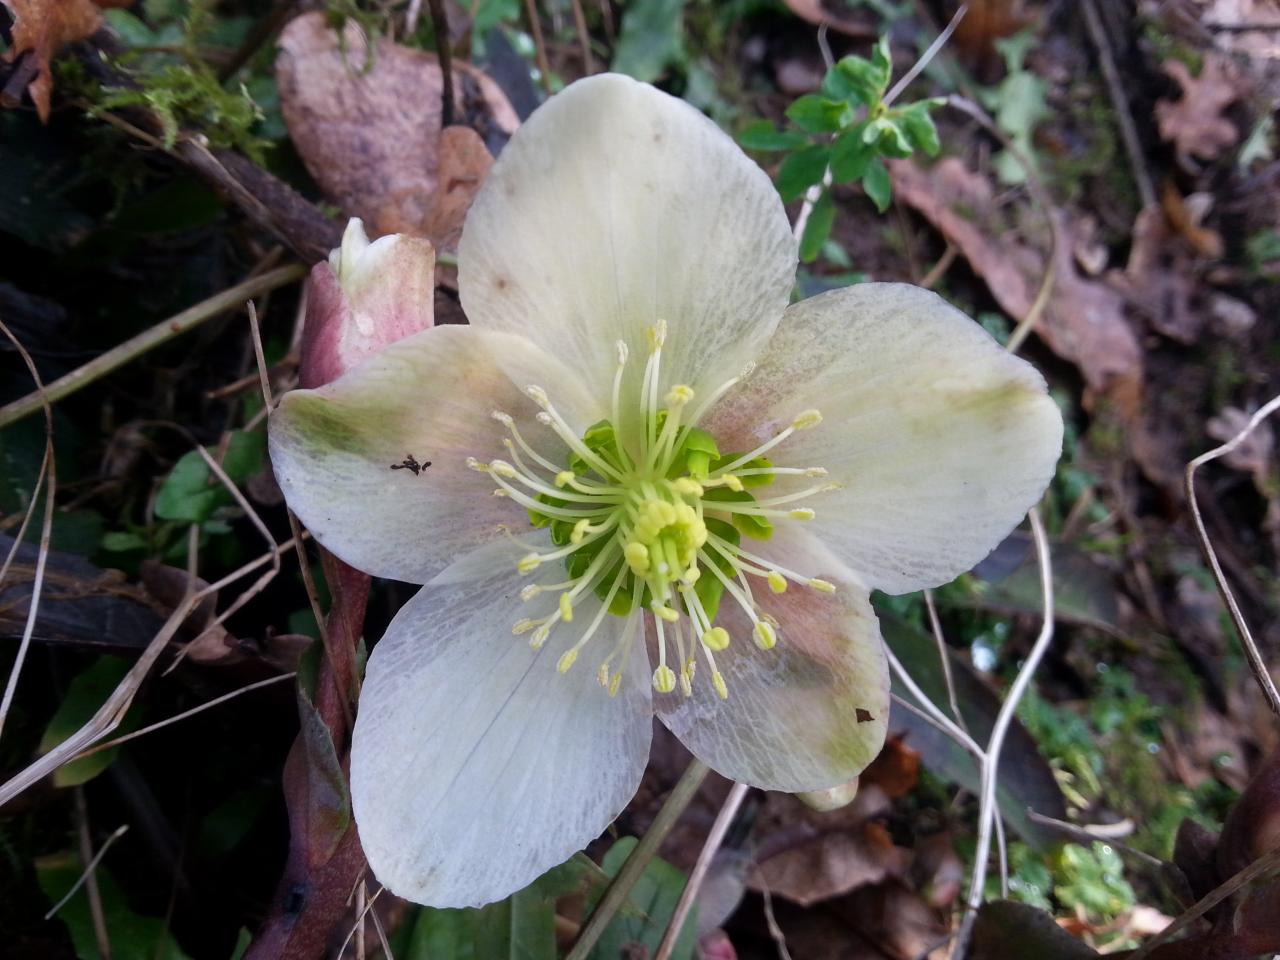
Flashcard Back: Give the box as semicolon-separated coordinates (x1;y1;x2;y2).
1156;55;1243;164
1;0;122;122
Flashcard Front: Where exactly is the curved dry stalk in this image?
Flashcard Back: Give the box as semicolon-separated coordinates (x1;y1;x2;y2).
0;318;57;743
882;2;968;109
924;587;968;733
655;780;751;960
44;824;130;920
954;508;1054;959
0;536;299;809
564;758;710;960
1185;392;1280;716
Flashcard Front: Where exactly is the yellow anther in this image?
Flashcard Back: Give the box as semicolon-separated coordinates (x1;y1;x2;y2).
557;649;578;673
492;490;509;498
664;384;694;407
616;340;629;365
465;457;489;473
512;618;537;635
722;474;744;492
789;509;816;520
555;470;575;488
570;519;592;544
624;541;651;575
559;593;574;623
526;385;550;407
792;409;823;429
679;669;693;697
520;584;542;601
712;671;729;700
535;411;554;425
490;459;518;478
805;467;829;477
608;674;622;697
672;477;704;497
531;624;552;649
598;663;609;687
652;664;677;693
809;578;836;593
517;554;541;574
652;604;680;623
491;410;513;425
682;565;701;584
754;621;777;650
767;571;788;594
703;626;730;651
646;319;668;351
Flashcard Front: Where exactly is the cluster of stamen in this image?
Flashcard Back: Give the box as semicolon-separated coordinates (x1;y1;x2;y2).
472;320;838;701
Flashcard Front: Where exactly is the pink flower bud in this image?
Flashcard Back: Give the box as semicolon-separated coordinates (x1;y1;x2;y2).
299;219;435;388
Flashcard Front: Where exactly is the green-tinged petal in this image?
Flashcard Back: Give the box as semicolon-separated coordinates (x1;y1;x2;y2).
351;538;652;908
704;283;1063;594
459;73;797;431
657;525;889;792
270;325;601;585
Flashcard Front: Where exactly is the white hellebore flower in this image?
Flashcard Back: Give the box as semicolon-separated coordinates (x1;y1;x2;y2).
269;74;1063;909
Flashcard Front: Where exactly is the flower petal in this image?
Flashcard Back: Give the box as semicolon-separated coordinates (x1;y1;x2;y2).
656;525;889;792
458;73;797;411
270;324;600;584
704;283;1063;594
352;539;652;908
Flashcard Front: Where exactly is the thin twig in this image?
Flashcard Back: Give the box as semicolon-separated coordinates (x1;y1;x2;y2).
655;781;750;960
919;243;958;289
760;882;794;960
1185;392;1280;716
337;883;385;960
1128;844;1280;960
954;509;1054;960
44;823;130;920
569;0;594;73
0;265;305;429
73;789;113;959
1080;0;1156;209
924;588;968;733
943;95;1059;356
428;0;455;127
522;0;554;95
74;674;296;760
565;759;710;960
0;318;56;743
883;2;968;109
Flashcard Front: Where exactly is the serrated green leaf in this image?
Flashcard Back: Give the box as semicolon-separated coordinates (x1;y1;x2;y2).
799;190;835;263
737;119;809;152
776;144;829;202
898;102;941;156
833;52;890;107
862;157;892;212
785;94;847;134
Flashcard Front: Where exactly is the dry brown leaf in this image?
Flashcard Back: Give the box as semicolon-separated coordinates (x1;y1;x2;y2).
1156;55;1243;164
1107;203;1201;344
421;125;494;253
750;820;907;907
0;0;126;122
275;12;518;240
890;157;1143;412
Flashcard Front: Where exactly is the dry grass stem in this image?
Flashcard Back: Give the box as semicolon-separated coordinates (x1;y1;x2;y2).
1185;392;1280;716
655;781;751;960
73;788;113;958
522;0;554;94
0;319;56;743
954;508;1055;959
44;823;130;920
924;587;968;732
883;2;968;109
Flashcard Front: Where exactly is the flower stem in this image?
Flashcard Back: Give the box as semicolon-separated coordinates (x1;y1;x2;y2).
564;757;709;960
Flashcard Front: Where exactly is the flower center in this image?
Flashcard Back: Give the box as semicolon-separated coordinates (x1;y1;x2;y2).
476;321;837;701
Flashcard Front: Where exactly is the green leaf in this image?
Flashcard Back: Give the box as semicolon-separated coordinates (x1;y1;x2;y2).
830;122;875;182
154;431;262;523
868;117;913;158
37;855;195;960
785;94;847;134
897;101;942;156
862;157;892;212
101;531;147;552
737;119;809;152
39;656;140;787
587;837;698;960
611;0;686;83
799;190;835;263
871;35;893;88
220;430;265;483
776;144;829;202
833;51;890;107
